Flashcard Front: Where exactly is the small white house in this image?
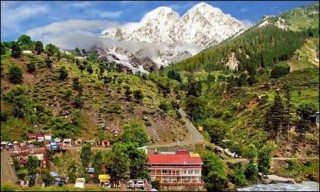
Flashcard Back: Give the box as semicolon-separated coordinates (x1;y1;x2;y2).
74;178;85;188
22;50;33;54
63;139;72;147
75;56;86;60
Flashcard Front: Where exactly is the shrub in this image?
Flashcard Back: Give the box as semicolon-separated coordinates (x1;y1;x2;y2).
8;65;23;84
270;64;290;78
27;61;36;73
133;89;144;102
231;168;247;186
11;42;21;58
0;111;8;121
58;66;68;80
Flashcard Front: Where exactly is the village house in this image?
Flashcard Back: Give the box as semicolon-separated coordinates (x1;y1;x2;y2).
147;149;204;191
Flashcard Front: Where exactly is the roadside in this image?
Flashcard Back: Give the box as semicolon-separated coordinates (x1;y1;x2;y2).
147;108;204;149
1;151;17;184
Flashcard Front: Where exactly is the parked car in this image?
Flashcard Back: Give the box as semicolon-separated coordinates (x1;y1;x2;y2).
135;180;144;189
103;182;110;188
57;178;66;187
127;180;134;188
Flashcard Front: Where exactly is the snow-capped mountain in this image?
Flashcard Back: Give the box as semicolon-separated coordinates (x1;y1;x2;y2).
100;2;248;73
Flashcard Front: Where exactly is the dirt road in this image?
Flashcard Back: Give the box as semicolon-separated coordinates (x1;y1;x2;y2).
148;109;204;149
1;151;17;184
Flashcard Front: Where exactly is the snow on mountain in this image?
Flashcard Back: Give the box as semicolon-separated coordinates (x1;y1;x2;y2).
100;2;248;73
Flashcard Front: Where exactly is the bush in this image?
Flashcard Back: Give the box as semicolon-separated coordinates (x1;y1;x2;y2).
27;61;36;73
231;168;247;186
58;66;68;80
247;76;257;85
133;89;144;102
151;180;160;190
159;101;171;112
87;65;93;74
270;64;290;78
11;42;21;58
8;65;23;84
0;111;7;121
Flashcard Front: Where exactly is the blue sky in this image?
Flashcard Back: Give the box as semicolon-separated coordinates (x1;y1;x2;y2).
1;1;317;44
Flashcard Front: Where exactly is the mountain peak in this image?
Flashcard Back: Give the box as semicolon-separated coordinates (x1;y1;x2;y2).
187;2;223;15
141;6;178;22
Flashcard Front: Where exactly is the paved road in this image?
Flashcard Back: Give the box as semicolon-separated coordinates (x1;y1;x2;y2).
148;108;204;149
1;151;17;184
222;157;319;164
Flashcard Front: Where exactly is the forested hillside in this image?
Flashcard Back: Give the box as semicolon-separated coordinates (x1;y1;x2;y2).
170;4;319;74
163;3;319;159
1;36;188;145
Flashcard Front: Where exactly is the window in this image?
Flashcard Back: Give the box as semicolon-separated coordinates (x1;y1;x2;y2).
195;170;200;174
188;170;193;174
162;170;168;174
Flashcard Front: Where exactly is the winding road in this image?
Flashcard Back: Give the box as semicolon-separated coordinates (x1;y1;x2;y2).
147;108;204;149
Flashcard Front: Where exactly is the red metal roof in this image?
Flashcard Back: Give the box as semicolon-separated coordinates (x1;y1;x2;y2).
28;134;37;139
148;154;202;165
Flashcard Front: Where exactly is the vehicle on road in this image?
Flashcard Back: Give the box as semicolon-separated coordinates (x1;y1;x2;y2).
135;180;144;189
103;182;110;188
127;180;134;188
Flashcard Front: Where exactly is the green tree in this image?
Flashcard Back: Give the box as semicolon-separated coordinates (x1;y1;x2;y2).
72;77;82;91
11;42;21;58
1;43;6;55
185;96;206;124
245;161;258;180
41;169;54;186
58;66;68;80
26;156;39;187
8;65;23;84
17;35;33;50
231;167;247;186
270;64;290;78
187;75;202;97
258;141;277;175
265;93;287;143
245;144;258;160
296;103;317;139
67;161;78;183
122;121;148;147
126;143;150;180
45;57;53;70
201;151;228;191
133;89;144;103
206;73;215;92
80;143;92;168
203;118;229;145
74;95;84;109
34;41;44;55
92;151;104;182
45;44;60;57
108;148;130;187
244;144;258;180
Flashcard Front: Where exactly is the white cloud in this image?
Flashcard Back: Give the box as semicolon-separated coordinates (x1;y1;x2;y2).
67;2;91;8
1;2;49;38
26;20;120;50
99;11;123;18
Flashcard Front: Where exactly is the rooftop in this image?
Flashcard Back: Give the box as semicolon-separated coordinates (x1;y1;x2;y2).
148;152;202;165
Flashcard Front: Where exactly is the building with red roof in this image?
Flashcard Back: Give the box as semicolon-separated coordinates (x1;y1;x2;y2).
147;150;204;190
